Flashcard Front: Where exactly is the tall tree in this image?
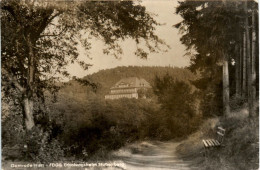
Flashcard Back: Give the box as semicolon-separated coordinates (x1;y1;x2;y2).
251;1;257;116
235;8;243;98
235;43;241;97
175;0;258;117
242;31;247;97
244;0;254;117
240;42;243;96
222;0;230;117
223;52;230;117
1;0;165;130
175;1;236;117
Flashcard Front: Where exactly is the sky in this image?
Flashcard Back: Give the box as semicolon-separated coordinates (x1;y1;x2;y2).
66;0;190;78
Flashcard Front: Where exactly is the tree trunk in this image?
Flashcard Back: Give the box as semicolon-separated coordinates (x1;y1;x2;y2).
24;34;36;130
251;3;256;116
240;43;243;93
235;44;241;97
23;97;35;130
223;53;230;117
242;32;247;98
222;0;230;117
245;0;253;117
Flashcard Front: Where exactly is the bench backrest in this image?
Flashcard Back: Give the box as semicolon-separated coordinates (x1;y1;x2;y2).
216;126;226;143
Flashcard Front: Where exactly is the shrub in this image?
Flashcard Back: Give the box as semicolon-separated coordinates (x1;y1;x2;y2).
152;74;201;139
50;97;158;159
2;114;26;148
36;139;64;163
229;95;247;111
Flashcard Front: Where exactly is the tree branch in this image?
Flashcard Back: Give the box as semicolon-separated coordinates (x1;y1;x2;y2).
2;68;26;93
47;11;62;24
40;26;68;38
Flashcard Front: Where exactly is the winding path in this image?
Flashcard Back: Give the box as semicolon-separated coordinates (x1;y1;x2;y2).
109;141;197;170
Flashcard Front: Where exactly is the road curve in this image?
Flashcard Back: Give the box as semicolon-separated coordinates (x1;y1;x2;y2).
108;141;197;170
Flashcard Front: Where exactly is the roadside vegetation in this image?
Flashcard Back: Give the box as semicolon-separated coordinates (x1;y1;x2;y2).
176;106;259;170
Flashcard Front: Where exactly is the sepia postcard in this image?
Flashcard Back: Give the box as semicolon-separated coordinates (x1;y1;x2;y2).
1;0;259;169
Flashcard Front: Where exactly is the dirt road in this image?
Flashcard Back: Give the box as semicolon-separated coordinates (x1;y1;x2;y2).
2;141;197;170
109;141;198;170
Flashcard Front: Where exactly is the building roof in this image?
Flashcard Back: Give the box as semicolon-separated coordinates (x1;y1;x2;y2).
111;77;151;89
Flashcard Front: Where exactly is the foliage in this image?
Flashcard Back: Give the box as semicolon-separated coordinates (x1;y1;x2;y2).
1;0;168;160
175;1;254;71
2;113;25;147
176;108;259;170
2;113;27;161
175;0;259;117
212;117;259;170
2;67;196;161
137;88;154;99
152;73;200;139
193;73;223;117
1;0;167;132
36;139;65;163
1;0;165;84
45;95;160;159
2;114;64;162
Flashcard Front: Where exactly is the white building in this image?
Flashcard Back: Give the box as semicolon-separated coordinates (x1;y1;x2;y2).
105;77;151;100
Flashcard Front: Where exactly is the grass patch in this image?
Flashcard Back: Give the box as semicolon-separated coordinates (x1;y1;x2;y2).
176;107;259;170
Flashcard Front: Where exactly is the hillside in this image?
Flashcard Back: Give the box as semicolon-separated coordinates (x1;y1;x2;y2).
60;66;196;98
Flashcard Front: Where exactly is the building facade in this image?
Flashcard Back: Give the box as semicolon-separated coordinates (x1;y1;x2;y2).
105;77;151;100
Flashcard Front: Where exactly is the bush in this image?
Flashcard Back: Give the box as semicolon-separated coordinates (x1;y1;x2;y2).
48;97;158;159
229;95;247;111
151;74;201;139
2;114;26;148
36;139;64;163
2;113;28;161
216;116;259;170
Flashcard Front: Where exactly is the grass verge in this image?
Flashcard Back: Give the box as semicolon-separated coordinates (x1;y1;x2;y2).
176;108;259;170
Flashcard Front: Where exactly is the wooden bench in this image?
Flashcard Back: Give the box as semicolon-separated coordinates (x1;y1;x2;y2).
202;126;226;150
